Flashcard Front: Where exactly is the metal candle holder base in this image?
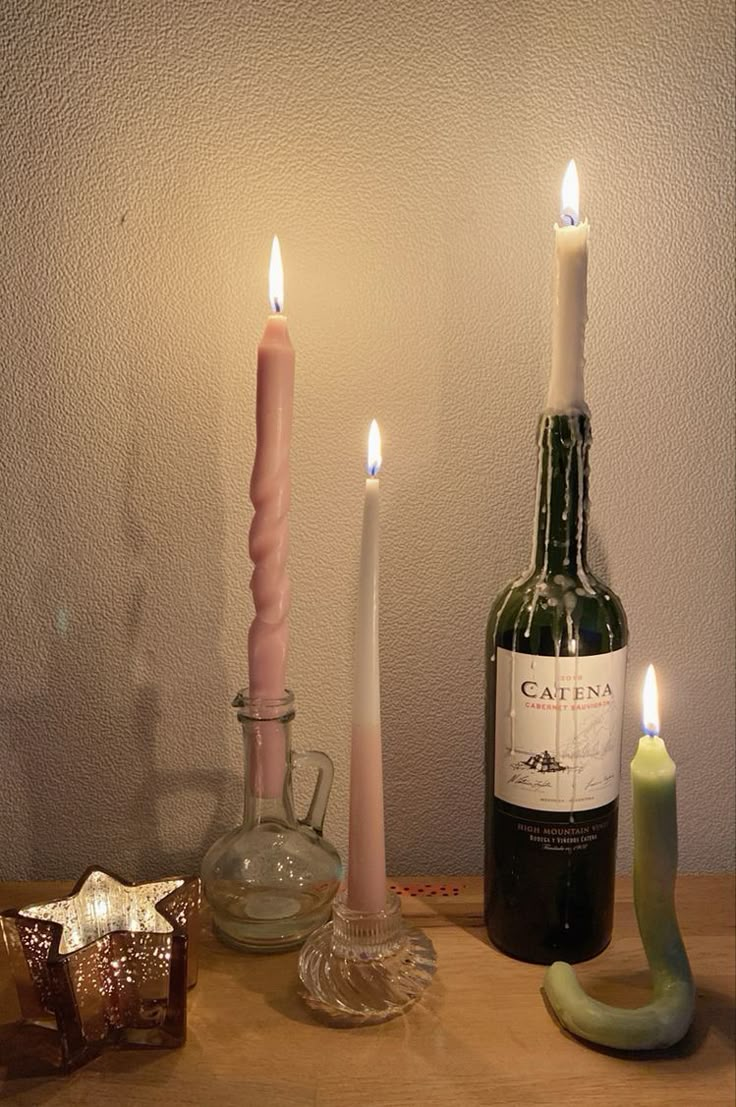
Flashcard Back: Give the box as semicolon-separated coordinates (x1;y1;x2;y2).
1;868;199;1071
298;890;436;1026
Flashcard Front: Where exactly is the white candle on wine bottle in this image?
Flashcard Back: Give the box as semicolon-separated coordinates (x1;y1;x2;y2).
547;160;589;413
347;420;387;914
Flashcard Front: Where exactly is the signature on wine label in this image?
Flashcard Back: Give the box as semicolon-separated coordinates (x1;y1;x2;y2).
508;772;553;789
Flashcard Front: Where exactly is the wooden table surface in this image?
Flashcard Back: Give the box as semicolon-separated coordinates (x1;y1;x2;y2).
0;875;733;1106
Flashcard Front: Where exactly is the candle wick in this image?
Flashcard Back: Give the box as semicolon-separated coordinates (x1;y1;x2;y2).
561;212;578;228
273;298;282;314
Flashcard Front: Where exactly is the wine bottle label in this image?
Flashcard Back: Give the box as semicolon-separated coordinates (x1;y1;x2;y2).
494;647;628;812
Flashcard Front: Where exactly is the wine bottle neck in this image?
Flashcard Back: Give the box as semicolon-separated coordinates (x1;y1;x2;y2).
531;412;591;578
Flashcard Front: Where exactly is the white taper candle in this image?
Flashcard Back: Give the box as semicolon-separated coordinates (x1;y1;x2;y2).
347;420;387;913
547;160;589;413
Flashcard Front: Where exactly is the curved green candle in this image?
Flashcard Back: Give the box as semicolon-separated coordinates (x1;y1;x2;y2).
543;734;695;1050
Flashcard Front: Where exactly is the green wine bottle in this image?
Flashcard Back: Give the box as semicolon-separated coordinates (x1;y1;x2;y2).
484;411;628;963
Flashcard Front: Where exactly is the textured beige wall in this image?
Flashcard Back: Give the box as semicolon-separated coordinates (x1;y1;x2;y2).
0;0;733;880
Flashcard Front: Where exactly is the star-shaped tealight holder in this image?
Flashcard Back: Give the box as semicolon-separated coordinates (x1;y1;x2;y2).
1;867;200;1071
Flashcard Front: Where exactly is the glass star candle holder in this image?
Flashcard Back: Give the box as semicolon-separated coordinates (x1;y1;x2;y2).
298;889;436;1025
1;867;200;1071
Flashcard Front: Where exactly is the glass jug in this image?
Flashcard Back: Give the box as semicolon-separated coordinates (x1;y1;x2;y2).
201;690;342;952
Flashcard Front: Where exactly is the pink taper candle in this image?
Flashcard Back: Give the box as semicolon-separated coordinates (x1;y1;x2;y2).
247;236;294;797
347;420;387;913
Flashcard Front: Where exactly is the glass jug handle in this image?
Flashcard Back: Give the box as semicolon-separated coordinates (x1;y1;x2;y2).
292;750;334;836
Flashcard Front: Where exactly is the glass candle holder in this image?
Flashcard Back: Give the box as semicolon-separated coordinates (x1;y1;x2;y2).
298;889;437;1025
202;690;342;952
1;868;200;1071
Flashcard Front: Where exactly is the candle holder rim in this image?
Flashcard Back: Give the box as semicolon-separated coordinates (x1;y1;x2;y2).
333;888;402;922
232;687;295;721
2;866;198;963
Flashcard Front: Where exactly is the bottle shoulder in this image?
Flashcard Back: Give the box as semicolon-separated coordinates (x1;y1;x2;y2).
487;567;628;655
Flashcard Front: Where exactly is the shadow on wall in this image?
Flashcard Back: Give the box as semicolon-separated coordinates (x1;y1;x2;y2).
117;392;238;879
381;313;496;877
0;636;236;882
0;333;239;880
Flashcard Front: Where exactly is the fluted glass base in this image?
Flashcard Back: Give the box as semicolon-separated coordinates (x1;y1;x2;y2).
298;890;436;1025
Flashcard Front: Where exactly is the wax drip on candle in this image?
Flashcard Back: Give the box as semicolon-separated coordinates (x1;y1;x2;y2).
569;632;580;816
553;631;562;766
563;434;573;530
575;423;594;595
525;418;554;637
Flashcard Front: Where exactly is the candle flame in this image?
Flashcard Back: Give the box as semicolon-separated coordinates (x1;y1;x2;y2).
642;664;660;736
269;235;284;313
367;419;382;477
561;159;580;226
